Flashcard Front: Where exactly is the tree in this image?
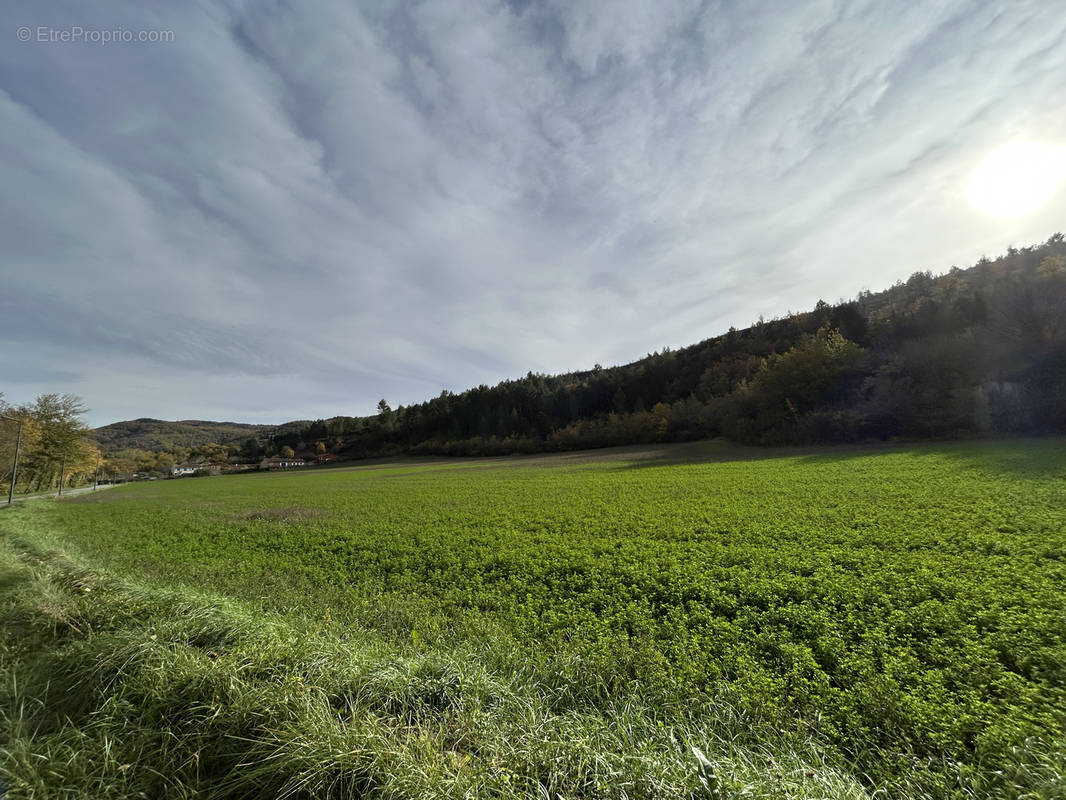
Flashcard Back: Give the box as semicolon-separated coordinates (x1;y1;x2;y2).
194;442;229;463
1037;255;1065;278
376;399;395;432
315;441;326;455
734;327;864;442
240;437;264;460
2;394;100;491
280;445;295;458
0;397;38;495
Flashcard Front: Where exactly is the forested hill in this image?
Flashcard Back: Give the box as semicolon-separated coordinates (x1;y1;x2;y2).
92;418;308;454
100;233;1066;463
279;234;1065;458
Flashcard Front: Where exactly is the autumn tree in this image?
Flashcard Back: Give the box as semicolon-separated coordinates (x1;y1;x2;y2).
0;395;38;494
193;442;229;463
2;394;101;491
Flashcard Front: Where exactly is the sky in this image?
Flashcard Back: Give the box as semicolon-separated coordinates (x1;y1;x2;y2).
2;0;1065;427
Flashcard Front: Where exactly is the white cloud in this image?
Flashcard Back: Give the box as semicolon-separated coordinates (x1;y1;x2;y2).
2;0;1065;425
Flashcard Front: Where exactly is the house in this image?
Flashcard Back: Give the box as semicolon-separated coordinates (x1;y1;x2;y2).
315;453;339;463
259;456;307;470
172;461;224;477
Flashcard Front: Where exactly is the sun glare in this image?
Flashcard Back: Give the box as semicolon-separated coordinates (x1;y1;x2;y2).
966;141;1066;219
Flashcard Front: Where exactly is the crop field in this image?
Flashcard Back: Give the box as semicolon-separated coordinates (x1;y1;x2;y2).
1;438;1065;799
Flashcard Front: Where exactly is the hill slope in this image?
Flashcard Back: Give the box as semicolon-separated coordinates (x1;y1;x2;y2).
92;418;279;453
97;234;1066;459
273;234;1066;457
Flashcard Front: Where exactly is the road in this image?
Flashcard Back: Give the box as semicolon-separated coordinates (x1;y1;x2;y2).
4;483;118;505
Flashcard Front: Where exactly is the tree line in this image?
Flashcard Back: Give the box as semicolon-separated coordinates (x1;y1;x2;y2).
266;234;1066;458
73;232;1066;472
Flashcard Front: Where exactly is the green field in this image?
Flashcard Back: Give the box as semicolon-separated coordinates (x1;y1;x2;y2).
2;439;1064;798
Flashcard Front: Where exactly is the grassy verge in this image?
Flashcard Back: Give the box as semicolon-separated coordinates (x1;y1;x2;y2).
0;523;881;800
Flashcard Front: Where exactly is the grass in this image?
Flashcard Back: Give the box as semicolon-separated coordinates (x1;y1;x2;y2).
1;438;1065;798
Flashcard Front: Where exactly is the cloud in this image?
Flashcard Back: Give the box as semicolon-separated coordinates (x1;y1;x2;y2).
2;0;1065;425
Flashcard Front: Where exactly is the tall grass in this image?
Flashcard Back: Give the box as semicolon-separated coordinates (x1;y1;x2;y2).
2;530;1061;799
0;529;887;799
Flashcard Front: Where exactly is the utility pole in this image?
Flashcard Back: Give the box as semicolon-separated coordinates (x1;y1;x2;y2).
1;414;23;506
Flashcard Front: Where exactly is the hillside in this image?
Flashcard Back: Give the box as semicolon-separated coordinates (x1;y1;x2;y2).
97;234;1066;463
272;234;1066;457
92;418;285;453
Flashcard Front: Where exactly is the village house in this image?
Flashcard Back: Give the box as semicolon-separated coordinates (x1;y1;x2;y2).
171;461;224;477
259;456;307;470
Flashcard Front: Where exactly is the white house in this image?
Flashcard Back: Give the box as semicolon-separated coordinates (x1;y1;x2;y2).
259;456;307;470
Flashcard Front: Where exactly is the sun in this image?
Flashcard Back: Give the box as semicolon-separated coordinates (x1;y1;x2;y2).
966;140;1066;219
